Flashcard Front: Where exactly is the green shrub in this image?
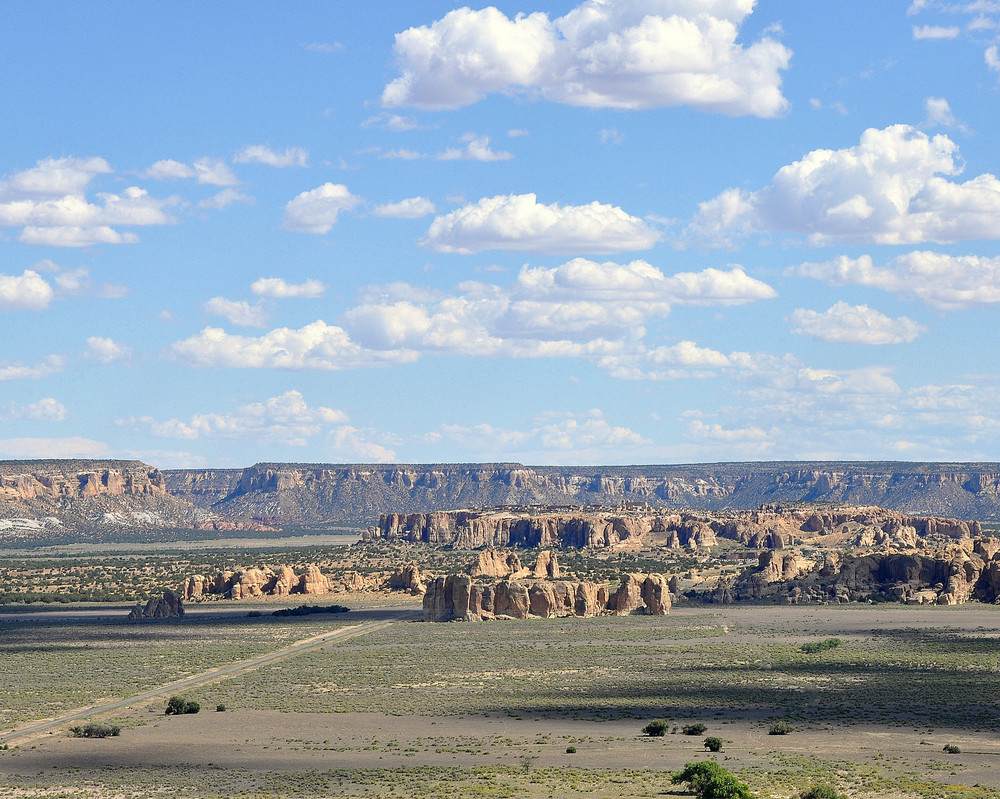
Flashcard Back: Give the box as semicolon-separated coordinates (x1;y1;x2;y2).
682;722;708;735
943;743;961;754
704;736;723;752
565;745;576;753
672;762;753;799
216;704;226;712
769;720;793;735
69;722;120;738
801;638;841;654
165;696;200;715
643;719;669;737
800;786;846;799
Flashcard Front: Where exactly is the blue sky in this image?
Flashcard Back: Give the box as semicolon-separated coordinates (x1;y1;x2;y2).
3;0;1000;467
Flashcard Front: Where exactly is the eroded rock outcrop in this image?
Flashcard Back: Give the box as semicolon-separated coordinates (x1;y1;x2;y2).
727;538;1000;605
422;572;670;621
128;589;184;620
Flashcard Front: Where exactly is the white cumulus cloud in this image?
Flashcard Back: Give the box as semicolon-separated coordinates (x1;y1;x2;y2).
684;124;1000;246
0;355;65;381
0;398;67;422
788;301;926;345
0;270;55;310
203;297;269;328
436;134;513;161
250;277;325;298
283;183;360;233
144;157;238;186
124;390;347;446
85;336;132;364
372;196;437;218
421;193;661;254
233;145;309;167
382;1;791;117
794;251;1000;310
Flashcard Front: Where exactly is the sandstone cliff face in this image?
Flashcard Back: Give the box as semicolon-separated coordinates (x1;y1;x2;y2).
164;461;1000;526
422;572;670;622
725;538;1000;605
0;460;221;543
369;506;977;552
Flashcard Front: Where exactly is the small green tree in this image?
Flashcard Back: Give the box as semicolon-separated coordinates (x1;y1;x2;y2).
165;696;200;715
643;719;669;737
672;761;753;799
800;786;846;799
769;720;793;735
943;743;961;754
704;735;723;752
682;722;708;735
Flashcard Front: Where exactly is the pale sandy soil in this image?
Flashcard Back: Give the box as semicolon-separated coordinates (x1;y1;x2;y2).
2;601;998;798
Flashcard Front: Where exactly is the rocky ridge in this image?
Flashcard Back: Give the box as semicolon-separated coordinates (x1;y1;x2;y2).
164;461;1000;526
369;505;979;551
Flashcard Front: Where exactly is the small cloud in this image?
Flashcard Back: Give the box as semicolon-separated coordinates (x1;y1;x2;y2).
145;157;238;186
282;183;360;233
234;145;309;168
372;196;436;218
379;148;422;160
250;277;325;299
0;269;54;310
436;134;512;161
199;188;255;209
85;336;132;364
912;24;960;39
599;128;624;146
788;301;925;345
203;296;269;327
301;41;344;53
0;397;67;422
922;96;968;132
361;112;428;131
507;129;529;138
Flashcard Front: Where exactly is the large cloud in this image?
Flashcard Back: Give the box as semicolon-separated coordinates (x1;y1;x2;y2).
794;251;1000;310
171;258;774;371
684;125;1000;246
169;321;417;370
788;302;926;345
421;193;662;254
0;157;176;246
382;1;791;117
124;390;347;445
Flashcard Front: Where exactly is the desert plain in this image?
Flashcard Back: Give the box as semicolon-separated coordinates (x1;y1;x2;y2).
1;578;998;799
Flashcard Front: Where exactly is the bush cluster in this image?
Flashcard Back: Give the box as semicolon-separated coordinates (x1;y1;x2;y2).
682;722;708;735
165;696;200;715
69;722;120;738
943;743;961;754
800;786;846;799
800;638;842;654
643;719;669;737
769;720;793;735
703;736;723;752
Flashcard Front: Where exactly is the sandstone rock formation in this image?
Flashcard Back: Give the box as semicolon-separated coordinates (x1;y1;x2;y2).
467;548;526;578
368;505;978;553
387;562;425;595
128;589;184;620
422;572;670;622
182;563;381;600
723;538;1000;605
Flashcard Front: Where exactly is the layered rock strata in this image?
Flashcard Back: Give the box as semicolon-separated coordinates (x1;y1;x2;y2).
165;461;1000;526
